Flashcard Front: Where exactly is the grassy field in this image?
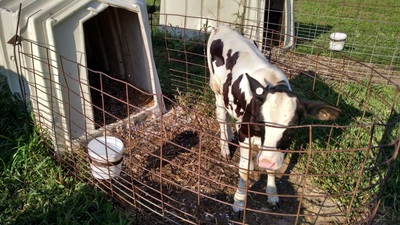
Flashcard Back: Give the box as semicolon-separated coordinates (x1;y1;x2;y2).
291;76;400;223
0;78;134;224
294;0;400;68
290;2;400;221
150;0;400;68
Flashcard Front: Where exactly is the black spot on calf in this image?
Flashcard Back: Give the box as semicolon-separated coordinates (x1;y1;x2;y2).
226;49;239;71
210;39;225;67
223;73;233;109
231;74;245;117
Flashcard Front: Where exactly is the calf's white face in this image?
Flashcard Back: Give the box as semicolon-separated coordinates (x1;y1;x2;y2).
234;73;301;171
256;90;299;170
207;26;341;210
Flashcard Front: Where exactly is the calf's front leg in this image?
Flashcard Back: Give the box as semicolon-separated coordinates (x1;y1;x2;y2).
215;95;233;158
232;149;280;212
233;146;254;212
266;170;279;205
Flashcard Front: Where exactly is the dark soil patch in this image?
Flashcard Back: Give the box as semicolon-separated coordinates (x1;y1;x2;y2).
89;73;154;128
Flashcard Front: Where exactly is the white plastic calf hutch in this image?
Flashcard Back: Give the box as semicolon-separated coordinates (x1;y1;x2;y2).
0;0;165;151
159;0;294;49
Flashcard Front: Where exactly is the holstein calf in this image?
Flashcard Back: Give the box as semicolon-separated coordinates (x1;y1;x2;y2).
207;26;341;212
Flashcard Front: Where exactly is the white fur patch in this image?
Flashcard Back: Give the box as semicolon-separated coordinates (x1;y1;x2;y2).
260;93;298;149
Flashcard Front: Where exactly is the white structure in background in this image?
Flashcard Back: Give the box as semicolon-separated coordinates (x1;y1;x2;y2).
159;0;294;49
0;0;165;152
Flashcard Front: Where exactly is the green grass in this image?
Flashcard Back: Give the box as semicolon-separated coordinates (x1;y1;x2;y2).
150;27;209;98
290;75;399;221
149;0;400;68
294;0;400;67
0;78;133;225
148;0;211;98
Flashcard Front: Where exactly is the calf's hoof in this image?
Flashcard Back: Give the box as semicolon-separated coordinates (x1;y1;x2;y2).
220;150;230;159
266;186;279;205
267;195;280;205
232;199;244;212
220;146;231;159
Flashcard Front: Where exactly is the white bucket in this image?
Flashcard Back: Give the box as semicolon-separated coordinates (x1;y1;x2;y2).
329;32;347;51
88;136;124;180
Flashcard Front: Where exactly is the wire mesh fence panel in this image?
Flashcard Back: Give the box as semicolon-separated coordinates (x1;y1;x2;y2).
293;0;400;82
10;0;400;224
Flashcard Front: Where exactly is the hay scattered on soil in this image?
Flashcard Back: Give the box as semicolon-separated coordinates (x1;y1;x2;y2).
89;104;351;225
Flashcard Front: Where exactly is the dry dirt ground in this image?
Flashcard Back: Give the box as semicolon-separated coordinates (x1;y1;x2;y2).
88;104;357;225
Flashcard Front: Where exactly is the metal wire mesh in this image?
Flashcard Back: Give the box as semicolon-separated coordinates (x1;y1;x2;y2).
293;0;400;75
11;1;400;224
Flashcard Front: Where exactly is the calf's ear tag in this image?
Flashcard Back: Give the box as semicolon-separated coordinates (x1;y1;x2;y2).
256;87;264;95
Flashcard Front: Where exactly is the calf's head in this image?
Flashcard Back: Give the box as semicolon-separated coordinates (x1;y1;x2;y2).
240;74;341;171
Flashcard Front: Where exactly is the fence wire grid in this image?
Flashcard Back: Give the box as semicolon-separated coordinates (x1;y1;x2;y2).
9;0;400;224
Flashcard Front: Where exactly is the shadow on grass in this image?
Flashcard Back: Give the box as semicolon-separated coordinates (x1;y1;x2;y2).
288;70;398;222
295;22;333;44
377;110;400;220
0;68;31;169
12;182;133;225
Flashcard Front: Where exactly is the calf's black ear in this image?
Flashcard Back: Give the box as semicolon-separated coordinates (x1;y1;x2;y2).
245;73;267;100
302;101;341;121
